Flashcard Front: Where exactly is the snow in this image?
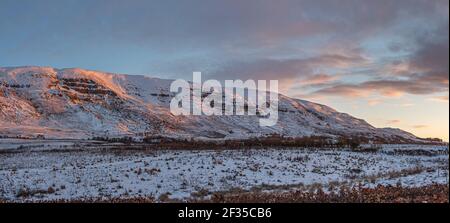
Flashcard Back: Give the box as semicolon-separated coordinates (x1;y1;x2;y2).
1;66;447;202
0;141;447;202
0;66;431;142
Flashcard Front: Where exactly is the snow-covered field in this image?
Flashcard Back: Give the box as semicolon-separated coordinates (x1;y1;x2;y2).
0;139;448;202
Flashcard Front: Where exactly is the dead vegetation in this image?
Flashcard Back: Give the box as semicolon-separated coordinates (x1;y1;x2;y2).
15;186;56;198
196;184;449;203
2;184;447;203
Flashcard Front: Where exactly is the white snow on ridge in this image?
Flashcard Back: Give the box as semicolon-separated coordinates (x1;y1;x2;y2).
0;66;428;142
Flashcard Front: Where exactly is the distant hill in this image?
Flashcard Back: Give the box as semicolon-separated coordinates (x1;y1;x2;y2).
0;66;424;143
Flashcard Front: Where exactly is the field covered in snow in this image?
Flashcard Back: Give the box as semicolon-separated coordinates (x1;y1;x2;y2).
0;139;448;202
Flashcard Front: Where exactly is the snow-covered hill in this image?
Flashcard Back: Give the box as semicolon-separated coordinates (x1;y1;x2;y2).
0;66;420;142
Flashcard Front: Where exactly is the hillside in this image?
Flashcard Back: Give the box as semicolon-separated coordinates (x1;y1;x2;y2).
0;66;421;142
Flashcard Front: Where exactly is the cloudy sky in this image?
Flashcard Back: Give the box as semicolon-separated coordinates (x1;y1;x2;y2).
1;0;448;141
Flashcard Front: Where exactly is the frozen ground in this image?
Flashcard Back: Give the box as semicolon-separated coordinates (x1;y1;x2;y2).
0;139;448;202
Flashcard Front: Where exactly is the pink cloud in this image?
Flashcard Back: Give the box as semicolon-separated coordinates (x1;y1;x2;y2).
412;125;428;129
387;120;401;124
368;99;382;106
299;74;339;86
430;95;449;102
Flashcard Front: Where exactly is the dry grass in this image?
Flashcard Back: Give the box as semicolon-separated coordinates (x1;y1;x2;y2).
1;184;447;203
195;184;449;203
